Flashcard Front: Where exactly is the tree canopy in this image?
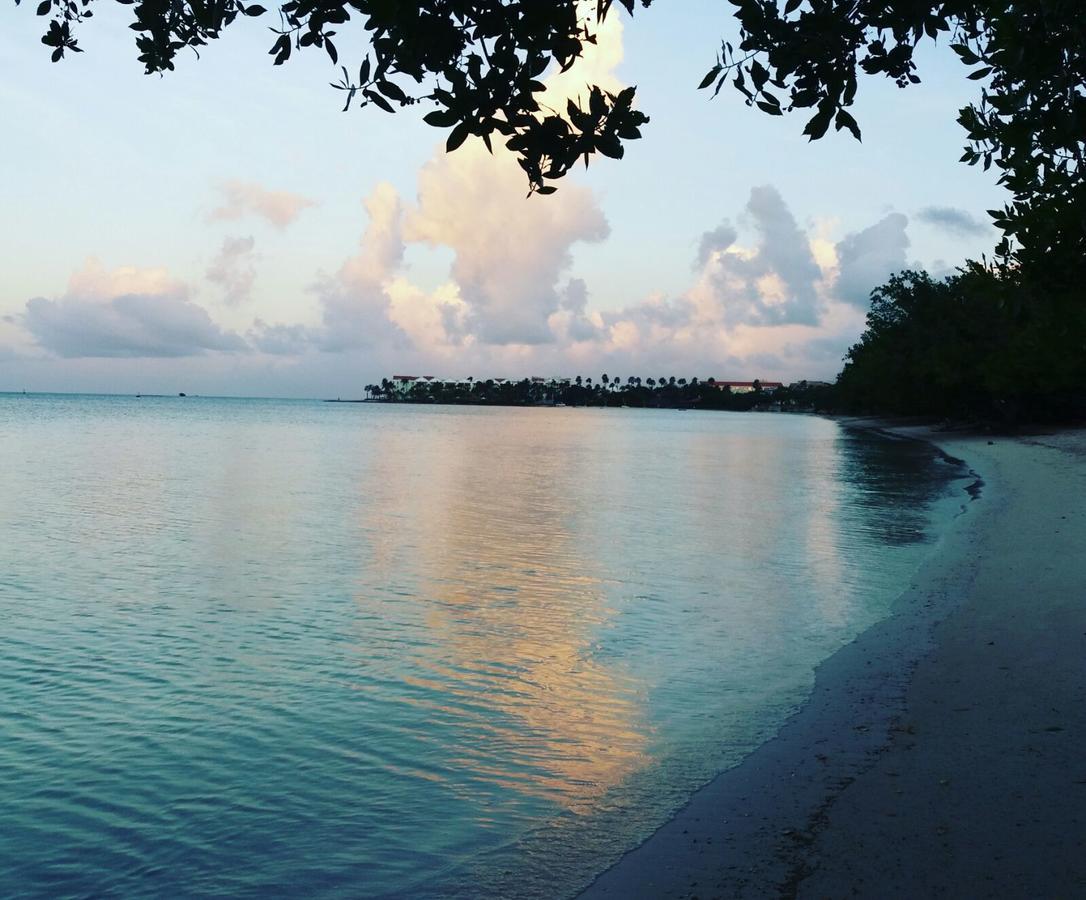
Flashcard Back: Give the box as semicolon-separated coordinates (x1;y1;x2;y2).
18;0;1086;256
835;261;1085;420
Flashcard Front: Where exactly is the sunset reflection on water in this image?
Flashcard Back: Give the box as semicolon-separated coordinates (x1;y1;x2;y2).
0;396;966;899
359;414;650;813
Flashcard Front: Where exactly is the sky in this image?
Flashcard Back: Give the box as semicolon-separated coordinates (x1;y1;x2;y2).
0;1;1006;397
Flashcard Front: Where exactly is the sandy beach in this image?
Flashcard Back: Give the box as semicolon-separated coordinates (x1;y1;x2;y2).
582;424;1086;899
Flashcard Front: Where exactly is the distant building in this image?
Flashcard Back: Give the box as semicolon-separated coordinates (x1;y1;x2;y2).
705;379;784;394
391;375;420;397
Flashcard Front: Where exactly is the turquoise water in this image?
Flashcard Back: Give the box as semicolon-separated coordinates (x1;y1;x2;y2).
0;395;967;898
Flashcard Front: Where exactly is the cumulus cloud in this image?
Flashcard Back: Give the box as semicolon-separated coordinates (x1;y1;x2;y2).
554;278;604;343
296;177;888;382
916;205;988;237
22;260;247;358
314;182;410;352
695;223;738;269
405;138;609;346
209;180;316;229
394;3;618;347
13;5;927;389
834;213;910;307
697;185;825;327
206;235;257;304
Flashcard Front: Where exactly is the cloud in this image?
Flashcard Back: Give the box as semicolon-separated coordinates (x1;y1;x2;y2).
247;319;318;356
698;185;825;326
22;260;247;358
291;178;883;382
916;205;988;237
206;235;257;305
395;3;619;348
313;182;411;352
209;180;316;229
556;278;604;343
9;3;927;391
404;139;609;346
834;213;910;307
695;223;738;269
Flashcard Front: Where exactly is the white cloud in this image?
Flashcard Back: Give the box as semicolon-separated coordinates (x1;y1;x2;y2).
208;180;317;229
8;6;933;390
312;182;411;352
22;260;247;358
698;185;825;327
404;144;609;345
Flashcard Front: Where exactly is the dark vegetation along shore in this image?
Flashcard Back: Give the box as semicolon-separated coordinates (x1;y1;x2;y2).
353;377;835;412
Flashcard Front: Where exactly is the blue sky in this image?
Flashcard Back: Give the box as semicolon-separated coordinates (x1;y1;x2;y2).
1;1;1005;396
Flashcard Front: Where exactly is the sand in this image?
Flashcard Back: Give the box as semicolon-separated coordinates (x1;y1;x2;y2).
580;425;1086;899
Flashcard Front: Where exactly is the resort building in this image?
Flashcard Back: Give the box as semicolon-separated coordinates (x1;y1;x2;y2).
391;375;436;397
705;380;784;394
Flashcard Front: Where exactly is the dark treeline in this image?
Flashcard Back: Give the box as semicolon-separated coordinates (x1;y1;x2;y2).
836;252;1085;423
364;377;836;412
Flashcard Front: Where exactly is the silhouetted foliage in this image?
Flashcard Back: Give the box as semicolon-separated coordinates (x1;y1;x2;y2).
20;0;1085;248
365;375;820;412
701;0;1086;262
835;263;1086;421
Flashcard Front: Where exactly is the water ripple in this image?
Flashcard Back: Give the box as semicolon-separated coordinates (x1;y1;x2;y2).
0;396;967;898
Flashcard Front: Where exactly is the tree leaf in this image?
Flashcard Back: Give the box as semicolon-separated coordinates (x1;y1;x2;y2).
423;108;458;127
803;108;832;141
698;65;722;90
378;79;407;103
446;120;471;152
363;89;394;113
835;107;861;140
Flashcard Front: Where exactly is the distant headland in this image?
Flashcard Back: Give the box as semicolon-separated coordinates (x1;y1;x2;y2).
332;375;835;412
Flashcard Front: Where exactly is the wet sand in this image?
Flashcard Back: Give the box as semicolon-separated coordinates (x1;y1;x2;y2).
581;425;1086;899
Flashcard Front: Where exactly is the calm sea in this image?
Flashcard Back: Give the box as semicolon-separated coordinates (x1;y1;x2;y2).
0;394;968;898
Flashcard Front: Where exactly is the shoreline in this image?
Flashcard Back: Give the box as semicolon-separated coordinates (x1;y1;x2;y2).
580;422;1086;898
